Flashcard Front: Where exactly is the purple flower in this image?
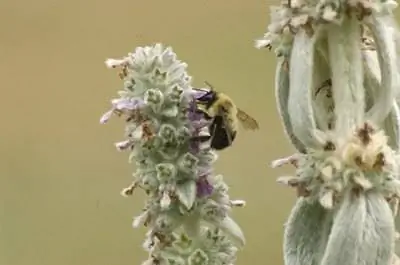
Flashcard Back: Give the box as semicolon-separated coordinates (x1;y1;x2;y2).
192;119;211;130
189;111;203;122
189;127;211;154
188;115;212;155
189;140;200;154
100;110;114;124
187;98;204;122
196;175;214;197
100;97;145;124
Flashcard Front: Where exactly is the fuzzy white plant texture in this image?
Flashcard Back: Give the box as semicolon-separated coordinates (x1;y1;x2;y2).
257;0;400;265
99;44;245;265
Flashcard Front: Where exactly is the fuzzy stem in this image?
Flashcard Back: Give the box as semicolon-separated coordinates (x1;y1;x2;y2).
327;15;365;135
288;29;318;148
363;48;400;149
365;15;399;125
276;56;307;153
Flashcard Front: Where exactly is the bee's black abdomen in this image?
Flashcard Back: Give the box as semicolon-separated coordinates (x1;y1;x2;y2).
211;131;236;150
209;116;237;150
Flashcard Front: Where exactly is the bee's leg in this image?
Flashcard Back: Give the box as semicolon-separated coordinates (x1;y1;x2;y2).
211;131;236;150
207;120;218;145
191;135;211;142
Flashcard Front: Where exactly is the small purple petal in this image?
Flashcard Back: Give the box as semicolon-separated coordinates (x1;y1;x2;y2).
115;140;134;151
190;111;205;122
187;102;205;122
188;99;197;111
189;140;200;154
196;176;214;197
100;110;114;124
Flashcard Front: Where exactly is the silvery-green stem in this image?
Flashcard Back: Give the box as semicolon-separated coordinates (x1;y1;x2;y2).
288;29;318;148
393;20;400;104
275;56;307;153
327;15;364;135
384;102;400;149
363;49;400;149
365;15;399;125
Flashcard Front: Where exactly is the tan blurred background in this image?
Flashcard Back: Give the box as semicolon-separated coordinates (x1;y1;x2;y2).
0;0;319;264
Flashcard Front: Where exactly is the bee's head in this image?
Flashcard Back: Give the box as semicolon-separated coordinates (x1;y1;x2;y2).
196;90;217;107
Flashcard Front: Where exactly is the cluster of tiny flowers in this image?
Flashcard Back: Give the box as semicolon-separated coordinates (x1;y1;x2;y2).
100;44;245;265
273;122;400;211
254;0;396;54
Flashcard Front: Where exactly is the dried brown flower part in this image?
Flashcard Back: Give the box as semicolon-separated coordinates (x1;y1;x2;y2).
121;183;137;197
324;141;336;151
142;122;155;141
341;122;392;172
356;122;376;145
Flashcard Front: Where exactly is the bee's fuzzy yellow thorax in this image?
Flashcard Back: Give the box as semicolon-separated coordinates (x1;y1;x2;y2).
212;94;238;130
211;95;236;114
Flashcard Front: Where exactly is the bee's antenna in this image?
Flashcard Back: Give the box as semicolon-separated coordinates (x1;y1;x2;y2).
204;81;215;91
282;0;291;8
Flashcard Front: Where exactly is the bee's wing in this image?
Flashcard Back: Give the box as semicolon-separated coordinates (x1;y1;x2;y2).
192;87;210;93
191;87;211;101
236;108;259;130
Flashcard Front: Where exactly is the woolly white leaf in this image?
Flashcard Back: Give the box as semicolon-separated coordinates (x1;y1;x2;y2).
218;216;246;247
176;181;197;210
320;191;366;265
283;198;330;265
275;56;307;153
319;189;334;209
288;29;318;148
327;15;364;135
160;192;171;210
366;15;399;124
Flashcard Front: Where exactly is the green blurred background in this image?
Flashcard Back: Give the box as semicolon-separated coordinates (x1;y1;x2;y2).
0;0;320;264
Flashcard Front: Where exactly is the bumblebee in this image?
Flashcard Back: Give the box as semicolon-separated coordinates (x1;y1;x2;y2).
193;81;259;150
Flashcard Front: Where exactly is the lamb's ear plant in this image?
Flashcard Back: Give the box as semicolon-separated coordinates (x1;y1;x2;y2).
99;44;245;265
257;0;400;265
